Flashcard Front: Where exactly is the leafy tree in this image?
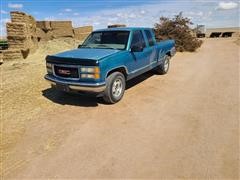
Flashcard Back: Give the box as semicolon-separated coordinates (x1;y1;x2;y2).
154;12;202;52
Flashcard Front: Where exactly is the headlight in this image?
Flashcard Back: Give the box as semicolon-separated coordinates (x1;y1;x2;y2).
80;66;100;79
46;63;52;68
46;63;53;74
81;74;94;79
81;67;99;73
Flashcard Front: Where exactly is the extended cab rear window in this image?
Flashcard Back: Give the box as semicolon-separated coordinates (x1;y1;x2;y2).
131;30;146;48
144;30;155;46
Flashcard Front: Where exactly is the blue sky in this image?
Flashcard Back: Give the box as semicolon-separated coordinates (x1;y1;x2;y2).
1;0;239;36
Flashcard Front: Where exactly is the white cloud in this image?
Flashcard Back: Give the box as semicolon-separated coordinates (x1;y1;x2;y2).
64;8;72;12
73;12;79;16
217;1;238;10
140;10;146;15
44;16;57;21
0;26;6;36
40;1;239;30
70;3;177;29
186;11;204;17
93;22;100;26
0;18;10;23
8;3;23;9
0;10;7;14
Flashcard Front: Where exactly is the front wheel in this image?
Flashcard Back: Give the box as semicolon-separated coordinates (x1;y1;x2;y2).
103;72;126;104
156;55;170;75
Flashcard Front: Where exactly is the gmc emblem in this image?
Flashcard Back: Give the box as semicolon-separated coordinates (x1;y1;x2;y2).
58;69;71;75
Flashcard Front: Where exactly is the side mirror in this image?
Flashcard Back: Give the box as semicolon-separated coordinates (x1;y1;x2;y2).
131;45;143;52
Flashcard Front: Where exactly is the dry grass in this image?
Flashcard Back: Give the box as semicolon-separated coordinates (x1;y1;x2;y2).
1;38;82;171
234;38;240;46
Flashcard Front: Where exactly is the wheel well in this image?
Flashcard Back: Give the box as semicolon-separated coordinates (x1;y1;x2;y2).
107;67;127;79
166;51;171;57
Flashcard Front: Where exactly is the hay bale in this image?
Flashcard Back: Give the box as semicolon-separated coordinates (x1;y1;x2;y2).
10;11;28;23
7;36;28;49
36;28;45;39
2;49;23;61
73;26;92;41
74;33;90;41
36;28;53;41
36;21;51;31
73;26;93;34
52;28;74;38
50;21;72;29
10;11;36;26
28;36;38;54
6;23;27;36
8;11;38;55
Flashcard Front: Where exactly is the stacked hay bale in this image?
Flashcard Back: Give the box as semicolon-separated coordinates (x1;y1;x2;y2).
4;11;38;61
2;49;23;61
9;11;38;52
36;21;74;41
73;26;93;41
36;21;53;41
1;11;94;64
36;22;92;42
51;21;74;38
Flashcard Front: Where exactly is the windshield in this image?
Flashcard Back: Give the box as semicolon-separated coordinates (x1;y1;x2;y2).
81;31;130;50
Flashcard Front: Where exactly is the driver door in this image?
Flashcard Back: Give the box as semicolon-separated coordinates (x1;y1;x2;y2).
127;30;149;76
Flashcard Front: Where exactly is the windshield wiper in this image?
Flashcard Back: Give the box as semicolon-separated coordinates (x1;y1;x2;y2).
79;45;92;48
96;45;118;50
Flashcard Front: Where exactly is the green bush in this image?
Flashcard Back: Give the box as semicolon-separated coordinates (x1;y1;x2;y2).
0;40;8;50
154;13;203;52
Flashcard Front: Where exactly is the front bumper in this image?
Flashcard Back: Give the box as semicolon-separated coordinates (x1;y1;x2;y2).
44;75;106;93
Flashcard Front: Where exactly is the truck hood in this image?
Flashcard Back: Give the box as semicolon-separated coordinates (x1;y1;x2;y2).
54;48;120;60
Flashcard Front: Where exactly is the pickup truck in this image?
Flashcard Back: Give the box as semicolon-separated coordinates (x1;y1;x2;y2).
45;27;176;104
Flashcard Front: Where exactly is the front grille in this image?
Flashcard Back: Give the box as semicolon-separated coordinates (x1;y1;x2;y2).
54;65;79;78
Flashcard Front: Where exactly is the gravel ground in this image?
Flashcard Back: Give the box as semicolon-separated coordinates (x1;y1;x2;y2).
1;38;239;179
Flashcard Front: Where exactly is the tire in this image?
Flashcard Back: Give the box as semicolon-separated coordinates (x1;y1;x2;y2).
156;55;170;75
103;72;126;104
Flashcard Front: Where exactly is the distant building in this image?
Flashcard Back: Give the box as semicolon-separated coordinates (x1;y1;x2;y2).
206;27;240;38
196;25;206;38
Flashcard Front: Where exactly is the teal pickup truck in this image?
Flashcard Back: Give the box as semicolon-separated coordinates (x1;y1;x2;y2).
45;27;176;104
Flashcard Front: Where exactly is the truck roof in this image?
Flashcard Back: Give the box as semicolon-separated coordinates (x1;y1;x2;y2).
94;27;153;32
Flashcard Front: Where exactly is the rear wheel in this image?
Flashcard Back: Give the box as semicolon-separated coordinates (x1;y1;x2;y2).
103;72;126;104
156;55;170;75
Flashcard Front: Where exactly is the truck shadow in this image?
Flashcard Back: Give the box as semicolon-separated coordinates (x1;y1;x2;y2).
42;71;155;107
126;71;155;90
42;89;100;107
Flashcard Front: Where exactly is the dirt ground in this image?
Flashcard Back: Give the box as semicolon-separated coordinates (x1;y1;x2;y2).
1;38;239;179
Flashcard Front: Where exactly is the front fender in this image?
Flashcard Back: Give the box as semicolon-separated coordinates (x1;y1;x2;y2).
99;51;130;80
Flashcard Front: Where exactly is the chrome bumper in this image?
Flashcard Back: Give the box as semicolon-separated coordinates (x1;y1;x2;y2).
44;75;106;93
